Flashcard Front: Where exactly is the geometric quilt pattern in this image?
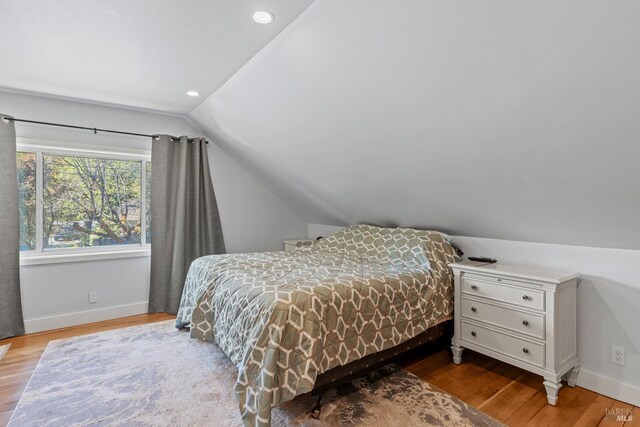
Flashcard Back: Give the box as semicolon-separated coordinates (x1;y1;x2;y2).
175;224;458;427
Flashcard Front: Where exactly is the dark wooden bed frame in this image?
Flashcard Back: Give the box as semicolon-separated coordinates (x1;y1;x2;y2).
312;319;452;394
308;319;453;417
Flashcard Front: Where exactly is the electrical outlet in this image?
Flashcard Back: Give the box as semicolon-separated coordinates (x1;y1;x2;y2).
88;291;98;304
611;345;625;366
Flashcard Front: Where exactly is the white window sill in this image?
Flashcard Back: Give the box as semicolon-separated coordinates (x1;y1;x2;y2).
20;248;151;266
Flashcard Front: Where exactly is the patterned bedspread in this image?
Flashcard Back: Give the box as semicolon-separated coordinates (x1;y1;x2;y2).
175;224;458;427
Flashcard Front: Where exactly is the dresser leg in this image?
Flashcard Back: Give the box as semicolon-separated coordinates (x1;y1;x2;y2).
543;379;562;405
565;365;580;387
451;345;464;364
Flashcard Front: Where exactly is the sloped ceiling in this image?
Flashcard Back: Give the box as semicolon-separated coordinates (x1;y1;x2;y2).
190;0;640;250
0;0;314;112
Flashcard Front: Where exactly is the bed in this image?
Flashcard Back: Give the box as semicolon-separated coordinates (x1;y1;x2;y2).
175;224;458;427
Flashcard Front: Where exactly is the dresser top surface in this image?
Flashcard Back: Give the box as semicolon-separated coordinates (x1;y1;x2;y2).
449;261;580;284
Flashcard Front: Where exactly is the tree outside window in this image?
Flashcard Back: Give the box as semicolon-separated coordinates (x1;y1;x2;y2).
17;148;151;253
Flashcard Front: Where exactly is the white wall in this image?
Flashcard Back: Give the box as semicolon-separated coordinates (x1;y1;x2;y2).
20;257;151;332
308;223;640;405
1;89;307;332
192;0;640;250
208;139;309;254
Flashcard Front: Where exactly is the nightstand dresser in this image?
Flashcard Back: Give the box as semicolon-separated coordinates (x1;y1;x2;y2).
450;262;580;406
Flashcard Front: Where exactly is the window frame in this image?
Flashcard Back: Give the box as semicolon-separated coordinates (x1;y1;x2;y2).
17;138;151;265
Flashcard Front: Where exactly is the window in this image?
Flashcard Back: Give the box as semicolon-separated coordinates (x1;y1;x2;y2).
17;142;151;260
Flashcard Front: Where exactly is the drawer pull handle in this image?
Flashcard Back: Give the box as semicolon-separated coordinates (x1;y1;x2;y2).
471;285;478;290
471;307;477;312
522;295;531;301
522;348;529;354
471;331;477;337
522;320;529;326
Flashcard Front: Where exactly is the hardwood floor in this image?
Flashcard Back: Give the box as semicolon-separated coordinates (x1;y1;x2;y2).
399;345;637;427
0;314;636;426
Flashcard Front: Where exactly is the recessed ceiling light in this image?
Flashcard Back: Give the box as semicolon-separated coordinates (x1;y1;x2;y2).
252;11;273;24
186;90;200;97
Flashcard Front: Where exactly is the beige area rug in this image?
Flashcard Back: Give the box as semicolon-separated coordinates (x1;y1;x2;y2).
8;321;503;427
0;344;10;362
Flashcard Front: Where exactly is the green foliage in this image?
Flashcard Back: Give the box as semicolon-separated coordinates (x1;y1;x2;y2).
17;152;36;250
42;155;142;248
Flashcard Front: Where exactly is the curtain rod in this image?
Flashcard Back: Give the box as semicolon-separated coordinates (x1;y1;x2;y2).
1;116;208;144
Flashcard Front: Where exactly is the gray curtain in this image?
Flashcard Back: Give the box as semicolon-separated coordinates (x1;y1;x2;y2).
149;135;225;314
0;115;25;339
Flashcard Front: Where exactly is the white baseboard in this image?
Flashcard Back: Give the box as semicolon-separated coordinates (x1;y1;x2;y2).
24;301;149;334
577;368;640;406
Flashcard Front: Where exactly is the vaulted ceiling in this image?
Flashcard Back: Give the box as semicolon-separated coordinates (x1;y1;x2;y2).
0;0;314;112
190;0;640;250
2;1;639;249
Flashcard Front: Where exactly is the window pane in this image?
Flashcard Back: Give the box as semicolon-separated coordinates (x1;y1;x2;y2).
43;155;142;249
145;161;151;244
17;152;36;251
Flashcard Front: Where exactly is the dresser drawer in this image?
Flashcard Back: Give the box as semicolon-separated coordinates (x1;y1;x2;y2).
461;297;545;339
461;321;545;367
462;276;544;311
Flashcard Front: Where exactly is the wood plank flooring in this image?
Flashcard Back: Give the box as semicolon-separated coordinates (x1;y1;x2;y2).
0;314;636;426
400;345;637;426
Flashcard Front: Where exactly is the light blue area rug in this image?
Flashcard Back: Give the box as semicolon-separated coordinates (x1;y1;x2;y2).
8;321;502;426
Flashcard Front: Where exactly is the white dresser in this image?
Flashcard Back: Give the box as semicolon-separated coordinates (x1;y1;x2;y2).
450;262;580;406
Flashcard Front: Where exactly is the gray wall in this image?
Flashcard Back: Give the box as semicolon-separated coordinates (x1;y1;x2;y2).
191;0;640;250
